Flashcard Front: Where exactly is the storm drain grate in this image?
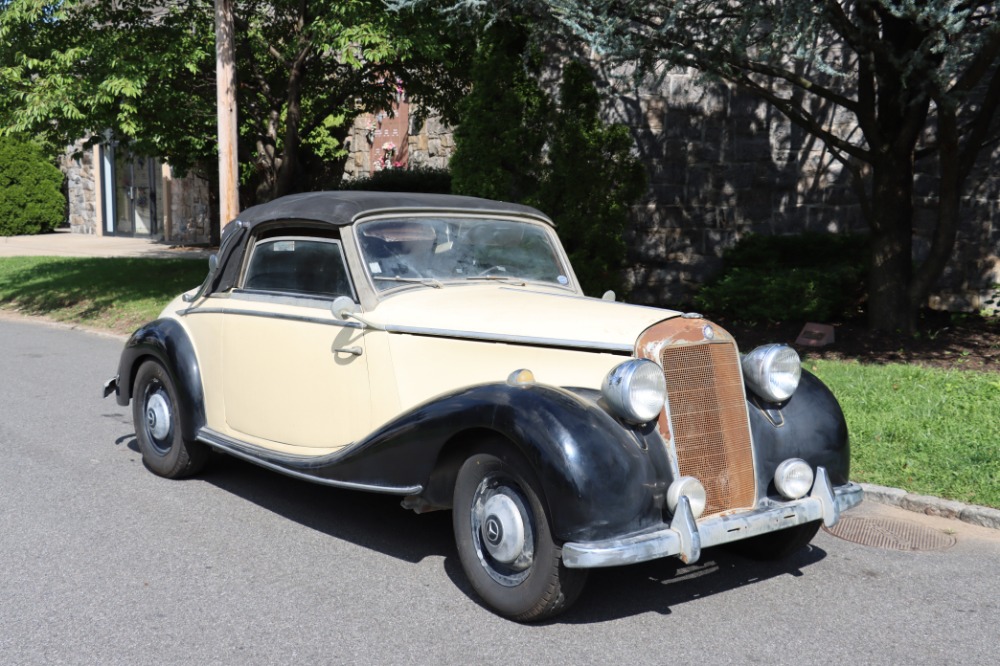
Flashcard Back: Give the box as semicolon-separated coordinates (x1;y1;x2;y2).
823;515;956;552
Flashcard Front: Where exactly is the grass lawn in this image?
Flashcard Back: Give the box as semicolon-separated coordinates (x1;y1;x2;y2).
808;358;1000;509
0;256;207;335
2;256;996;509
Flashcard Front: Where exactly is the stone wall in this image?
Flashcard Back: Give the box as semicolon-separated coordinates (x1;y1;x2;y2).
342;109;455;179
59;140;213;244
602;68;1000;311
61;144;98;235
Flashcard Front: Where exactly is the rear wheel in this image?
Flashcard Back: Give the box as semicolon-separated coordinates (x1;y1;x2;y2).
133;360;208;479
453;450;586;621
728;521;821;560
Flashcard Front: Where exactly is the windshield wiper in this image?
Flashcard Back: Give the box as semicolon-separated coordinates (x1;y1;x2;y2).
465;275;526;286
374;276;443;288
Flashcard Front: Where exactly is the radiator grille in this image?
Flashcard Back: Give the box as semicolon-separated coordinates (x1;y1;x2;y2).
660;342;756;517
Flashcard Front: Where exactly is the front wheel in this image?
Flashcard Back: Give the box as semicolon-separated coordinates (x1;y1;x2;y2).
132;360;208;479
453;450;586;621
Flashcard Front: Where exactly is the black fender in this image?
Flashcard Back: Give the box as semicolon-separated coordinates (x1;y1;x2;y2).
299;383;668;544
115;318;206;442
747;369;850;497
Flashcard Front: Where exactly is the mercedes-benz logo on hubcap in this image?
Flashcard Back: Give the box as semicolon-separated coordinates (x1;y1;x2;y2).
484;516;503;545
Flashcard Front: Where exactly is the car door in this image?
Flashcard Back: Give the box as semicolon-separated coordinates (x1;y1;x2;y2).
221;234;371;450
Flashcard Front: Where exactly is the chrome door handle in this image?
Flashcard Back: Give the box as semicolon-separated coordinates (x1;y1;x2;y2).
333;346;363;356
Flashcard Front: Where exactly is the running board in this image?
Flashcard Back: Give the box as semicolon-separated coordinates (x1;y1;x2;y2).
196;427;423;495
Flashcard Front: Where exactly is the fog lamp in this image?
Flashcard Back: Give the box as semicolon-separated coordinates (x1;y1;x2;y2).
774;458;814;500
666;476;707;519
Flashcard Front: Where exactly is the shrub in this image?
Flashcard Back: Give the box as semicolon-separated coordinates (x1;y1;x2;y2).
694;232;868;322
340;165;452;194
0;137;65;236
449;23;646;296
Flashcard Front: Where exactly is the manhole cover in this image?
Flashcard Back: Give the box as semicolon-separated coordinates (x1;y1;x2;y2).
823;515;956;551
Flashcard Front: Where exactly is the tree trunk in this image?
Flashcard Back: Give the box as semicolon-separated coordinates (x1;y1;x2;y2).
867;154;917;333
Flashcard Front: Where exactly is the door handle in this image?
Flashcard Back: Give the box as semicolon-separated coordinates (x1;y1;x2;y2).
333;346;363;356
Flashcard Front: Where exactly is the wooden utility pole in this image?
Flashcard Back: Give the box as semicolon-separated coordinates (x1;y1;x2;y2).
215;0;239;227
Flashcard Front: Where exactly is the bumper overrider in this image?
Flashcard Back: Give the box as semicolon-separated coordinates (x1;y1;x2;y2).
562;467;863;568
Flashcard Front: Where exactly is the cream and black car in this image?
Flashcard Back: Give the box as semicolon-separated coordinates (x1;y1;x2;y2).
105;191;862;621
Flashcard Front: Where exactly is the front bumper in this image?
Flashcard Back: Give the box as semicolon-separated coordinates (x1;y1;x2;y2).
562;466;862;569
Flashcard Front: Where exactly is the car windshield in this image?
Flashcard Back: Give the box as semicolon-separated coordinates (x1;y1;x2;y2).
356;217;571;291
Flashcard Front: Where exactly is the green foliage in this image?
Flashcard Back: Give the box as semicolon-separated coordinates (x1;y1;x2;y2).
536;62;646;296
0;1;473;206
0;137;65;236
695;233;868;322
450;24;645;295
810;359;1000;509
341;166;452;193
450;22;550;202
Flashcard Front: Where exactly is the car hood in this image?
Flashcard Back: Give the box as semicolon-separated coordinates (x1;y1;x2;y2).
366;284;679;352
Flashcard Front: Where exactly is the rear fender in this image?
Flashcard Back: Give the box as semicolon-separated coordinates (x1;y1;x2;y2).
116;318;205;442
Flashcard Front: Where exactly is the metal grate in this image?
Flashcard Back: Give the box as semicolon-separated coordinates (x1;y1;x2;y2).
661;342;757;517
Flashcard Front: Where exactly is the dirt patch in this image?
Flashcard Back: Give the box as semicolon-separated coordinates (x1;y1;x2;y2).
719;311;1000;374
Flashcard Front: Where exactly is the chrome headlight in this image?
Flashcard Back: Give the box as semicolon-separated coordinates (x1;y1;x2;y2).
741;344;801;402
601;359;666;424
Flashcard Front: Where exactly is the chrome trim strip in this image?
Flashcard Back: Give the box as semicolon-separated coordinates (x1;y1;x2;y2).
197;427;422;495
382;323;634;353
562;469;863;569
177;306;362;329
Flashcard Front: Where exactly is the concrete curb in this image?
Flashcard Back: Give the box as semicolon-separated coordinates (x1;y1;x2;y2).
861;483;1000;530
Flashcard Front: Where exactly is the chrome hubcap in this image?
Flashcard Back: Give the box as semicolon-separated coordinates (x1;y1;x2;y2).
471;475;535;587
145;392;171;442
480;493;526;565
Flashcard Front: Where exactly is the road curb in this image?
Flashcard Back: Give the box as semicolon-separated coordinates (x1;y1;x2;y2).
861;483;1000;530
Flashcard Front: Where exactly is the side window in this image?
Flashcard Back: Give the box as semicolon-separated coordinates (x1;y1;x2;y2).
243;237;353;299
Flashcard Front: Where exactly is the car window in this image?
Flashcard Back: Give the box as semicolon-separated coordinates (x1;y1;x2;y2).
243;236;353;299
357;217;571;291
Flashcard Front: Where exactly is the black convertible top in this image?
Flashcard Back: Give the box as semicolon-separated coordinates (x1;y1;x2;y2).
235;191;551;228
205;191;552;296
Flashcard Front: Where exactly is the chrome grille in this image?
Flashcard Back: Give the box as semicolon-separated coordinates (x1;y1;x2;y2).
660;341;756;517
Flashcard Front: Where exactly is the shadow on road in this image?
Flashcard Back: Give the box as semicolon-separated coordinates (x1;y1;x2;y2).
118;436;829;623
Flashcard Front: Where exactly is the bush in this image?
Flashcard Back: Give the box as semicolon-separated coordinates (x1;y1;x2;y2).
694;233;868;322
0;137;65;236
340;165;452;194
449;23;645;296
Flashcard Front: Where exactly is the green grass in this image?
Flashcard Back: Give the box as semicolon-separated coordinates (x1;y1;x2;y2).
0;256;207;334
808;358;1000;509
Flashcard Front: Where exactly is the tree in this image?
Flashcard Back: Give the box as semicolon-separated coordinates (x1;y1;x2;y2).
0;1;471;213
450;22;645;295
400;0;1000;332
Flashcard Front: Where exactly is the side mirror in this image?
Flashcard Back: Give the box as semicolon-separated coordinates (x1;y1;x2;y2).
331;296;359;320
208;253;218;273
601;290;616;302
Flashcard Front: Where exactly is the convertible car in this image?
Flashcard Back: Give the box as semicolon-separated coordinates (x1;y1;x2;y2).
105;191;862;621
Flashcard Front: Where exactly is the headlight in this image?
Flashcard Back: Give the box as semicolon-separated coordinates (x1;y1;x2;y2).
601;359;666;424
774;458;814;500
741;344;801;402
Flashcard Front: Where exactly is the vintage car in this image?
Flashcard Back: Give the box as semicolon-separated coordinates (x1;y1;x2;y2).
105;191;862;621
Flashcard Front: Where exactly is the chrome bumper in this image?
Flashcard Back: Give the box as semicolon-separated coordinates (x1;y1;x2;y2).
562;466;863;569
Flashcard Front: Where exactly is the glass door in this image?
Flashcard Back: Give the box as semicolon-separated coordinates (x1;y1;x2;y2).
113;152;160;237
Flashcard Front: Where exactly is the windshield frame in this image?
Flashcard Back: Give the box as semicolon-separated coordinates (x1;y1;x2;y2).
352;213;580;298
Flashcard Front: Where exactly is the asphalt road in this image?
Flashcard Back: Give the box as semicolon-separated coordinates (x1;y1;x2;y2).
2;315;998;665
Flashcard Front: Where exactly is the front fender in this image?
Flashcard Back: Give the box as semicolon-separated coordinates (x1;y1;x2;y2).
748;369;850;496
310;383;668;543
116;318;205;442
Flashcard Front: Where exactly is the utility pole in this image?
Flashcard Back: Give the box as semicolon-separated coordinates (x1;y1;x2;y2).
215;0;239;229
